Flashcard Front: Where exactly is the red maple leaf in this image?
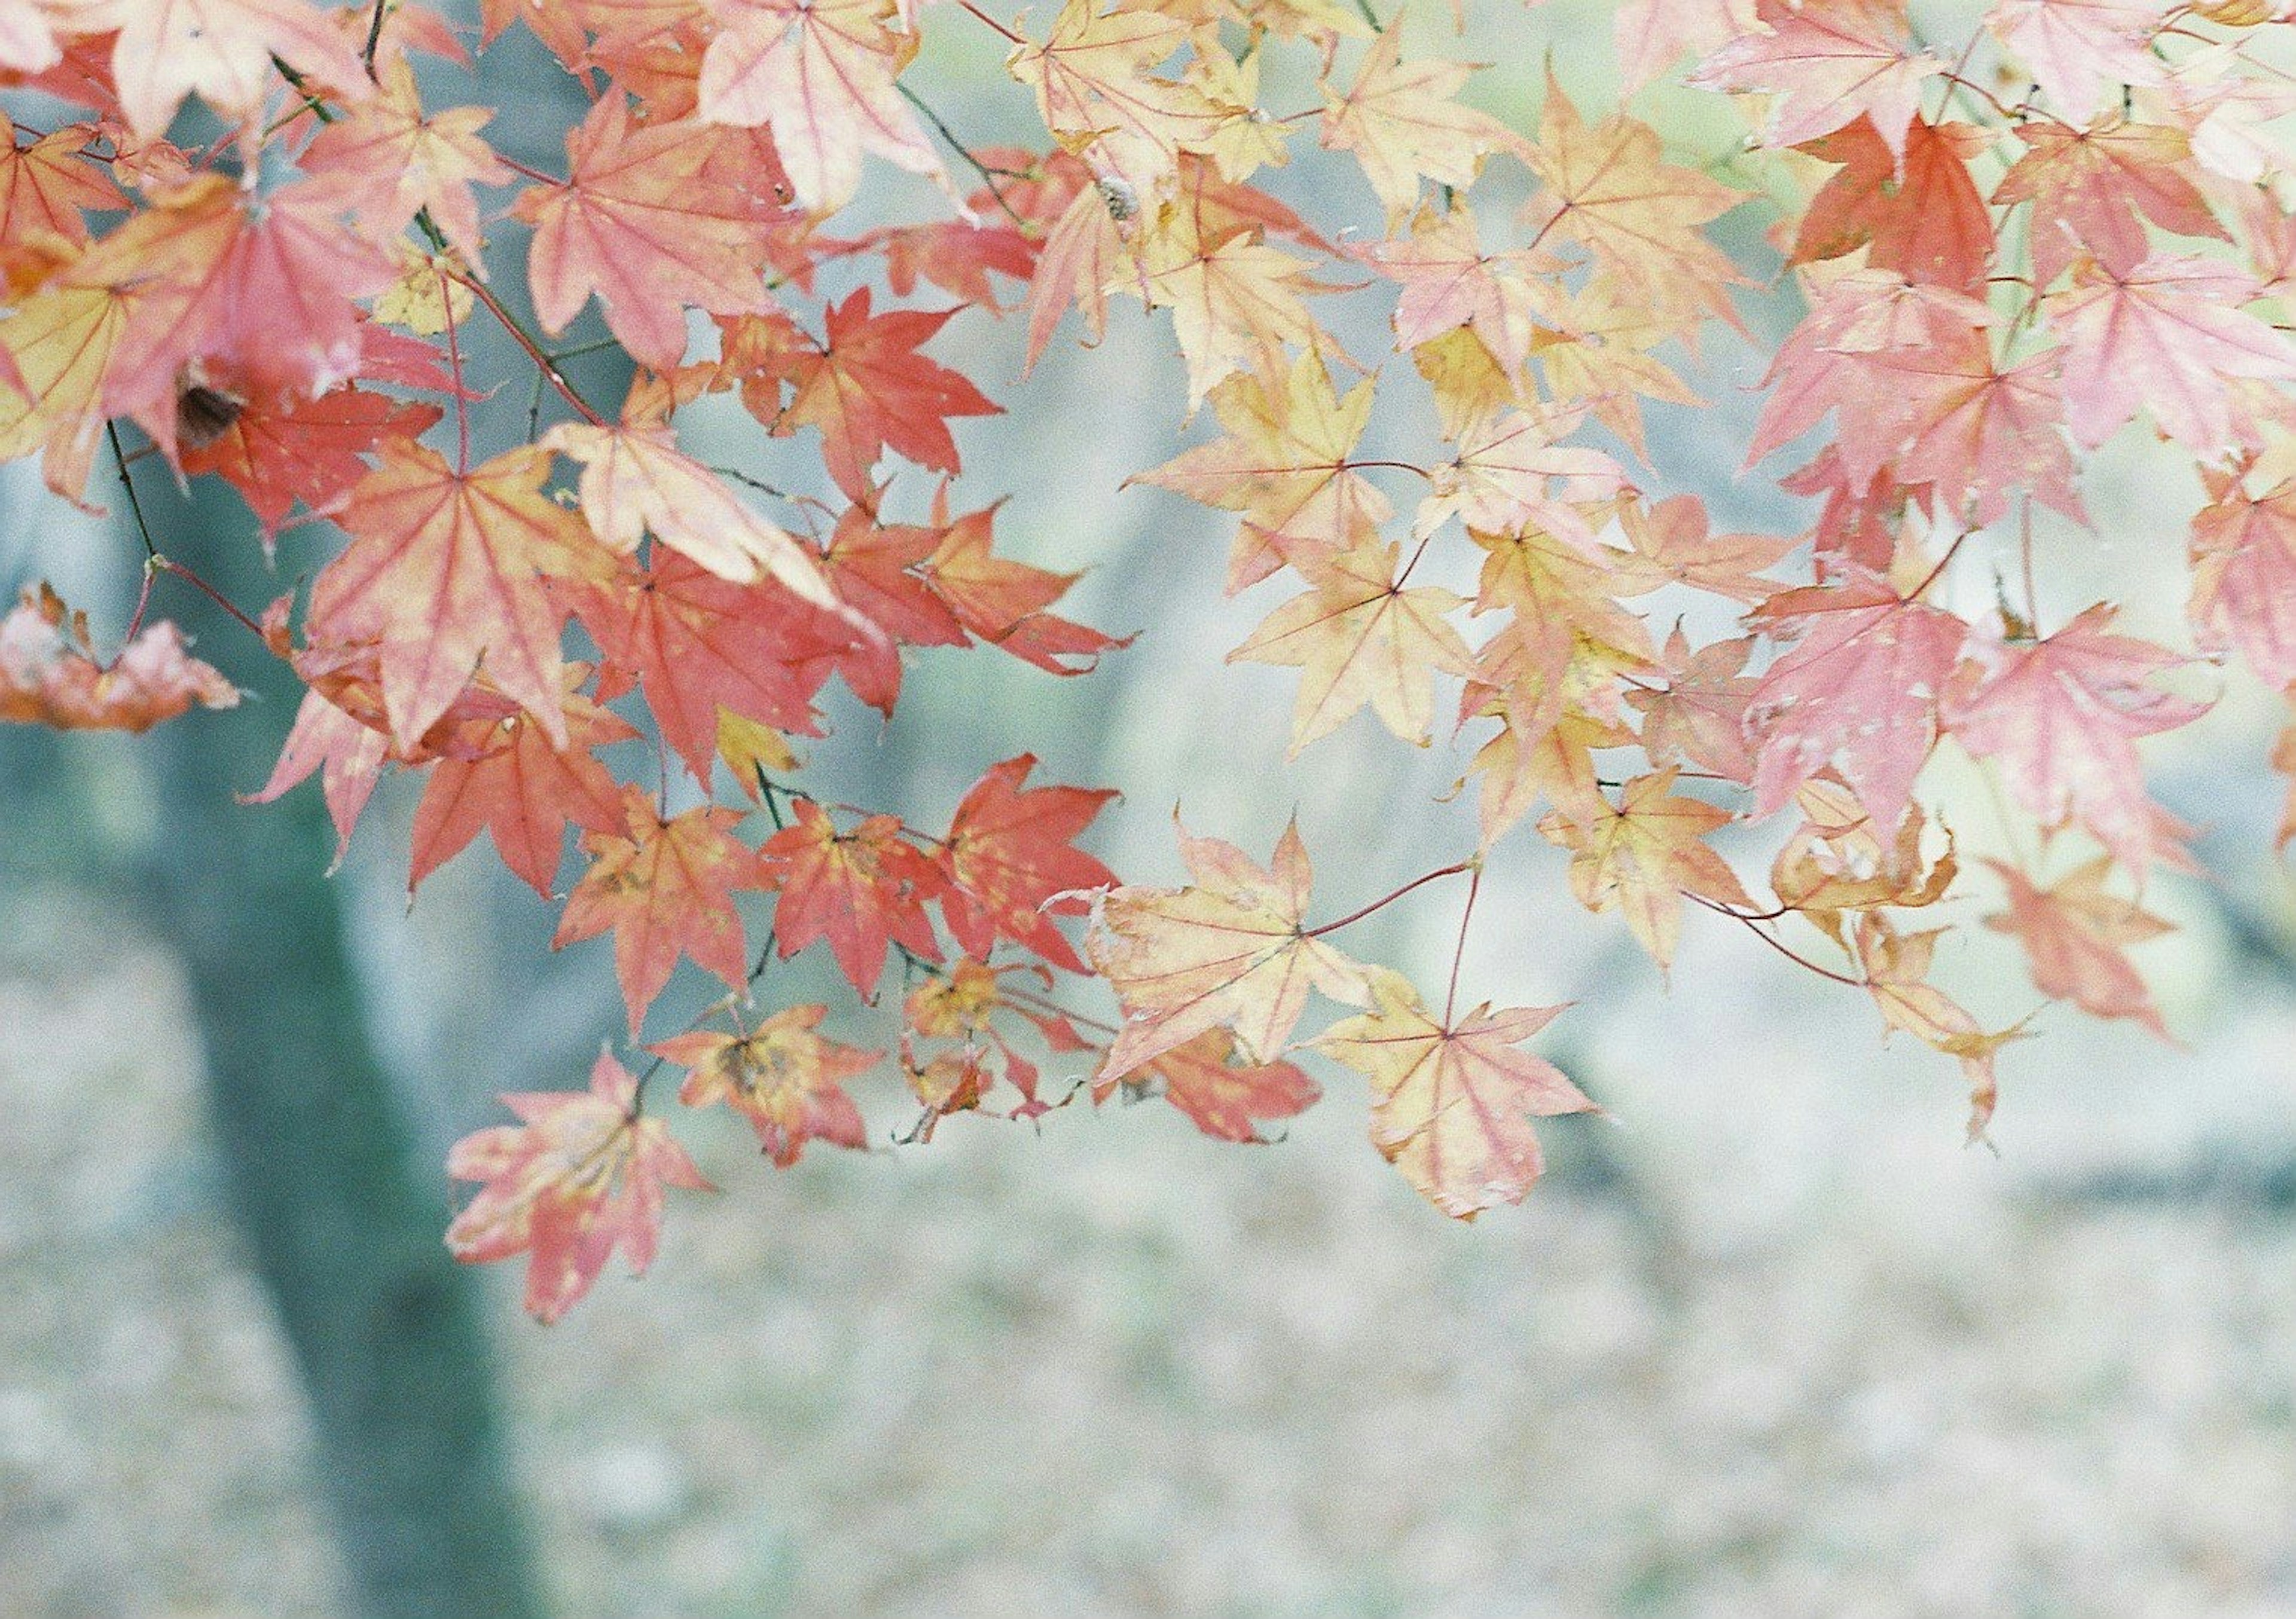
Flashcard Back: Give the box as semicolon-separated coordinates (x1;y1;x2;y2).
938;754;1117;972
761;795;945;996
772;288;1002;500
446;1051;712;1323
555;790;773;1033
409;674;640;896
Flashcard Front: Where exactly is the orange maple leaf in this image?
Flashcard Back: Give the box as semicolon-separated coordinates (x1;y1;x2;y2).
938;754;1117;973
655;1006;880;1166
1983;856;2174;1040
1117;1027;1320;1144
517;96;783;369
409;676;639;897
760;796;945;996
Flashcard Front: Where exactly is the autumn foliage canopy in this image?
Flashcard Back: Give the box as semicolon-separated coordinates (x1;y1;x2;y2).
3;0;2292;1319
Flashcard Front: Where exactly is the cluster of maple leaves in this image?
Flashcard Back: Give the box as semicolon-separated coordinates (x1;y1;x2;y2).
2;0;2292;1320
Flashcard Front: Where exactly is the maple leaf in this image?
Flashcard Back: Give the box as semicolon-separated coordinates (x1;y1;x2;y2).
1006;0;1228;197
1987;0;2167;126
249;686;392;862
1523;276;1711;457
309;441;614;752
655;1006;879;1166
1941;606;2208;874
816;499;967;649
516;96;783;370
410;677;640;897
1793;115;1993;295
100;0;370;139
1418;405;1628;543
1616;0;1757;93
921;502;1125;674
179;384;442;543
1873;335;2084;528
1360;203;1546;375
761;796;944;996
1123;1027;1320;1144
1540;769;1752;969
1857;915;2023;1143
1610;493;1798;604
939;754;1117;973
299;55;513;265
1746;268;1998;485
0;124;119;249
699;0;943;213
2044;252;2296;453
554;790;772;1033
84;173;395;433
446;1052;712;1324
561;551;850;781
1131;202;1325;409
872;219;1037;308
1992;121;2223;291
1229;536;1474;757
1746;577;1970;832
1690;0;1938;161
1318;19;1528;224
1625;628;1760;784
1022;178;1123;371
543;419;837;603
771;288;1002;500
1313;970;1593;1220
2189;469;2296;690
1983;856;2173;1039
1769;777;1955;945
1133;351;1393;591
0;244;139;494
1523;75;1750;334
0;581;238;732
1089;817;1370;1080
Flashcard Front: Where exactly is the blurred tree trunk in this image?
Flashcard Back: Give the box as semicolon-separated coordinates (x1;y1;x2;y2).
137;476;548;1619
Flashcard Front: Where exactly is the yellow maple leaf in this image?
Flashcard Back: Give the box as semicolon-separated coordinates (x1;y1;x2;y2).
1522;74;1750;339
1540;768;1751;968
1319;16;1530;225
1089;817;1371;1079
1314;970;1594;1220
1131;200;1325;407
1133;351;1393;589
1230;536;1474;756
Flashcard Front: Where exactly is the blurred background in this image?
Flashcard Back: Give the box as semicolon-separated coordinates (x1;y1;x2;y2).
6;1;2296;1614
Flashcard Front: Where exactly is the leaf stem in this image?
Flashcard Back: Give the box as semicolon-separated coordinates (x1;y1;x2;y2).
955;0;1024;42
897;83;1031;231
1443;863;1481;1023
445;262;607;426
1687;894;1865;987
1306;859;1476;939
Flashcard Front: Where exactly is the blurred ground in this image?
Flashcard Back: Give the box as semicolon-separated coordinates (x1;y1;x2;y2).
7;885;2296;1619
